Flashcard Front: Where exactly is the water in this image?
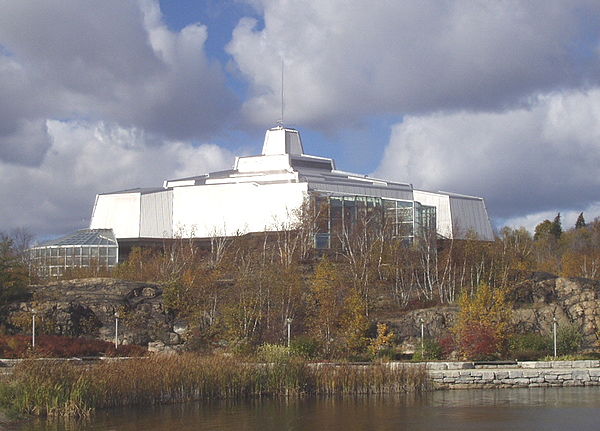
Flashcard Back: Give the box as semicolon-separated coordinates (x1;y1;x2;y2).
13;387;600;431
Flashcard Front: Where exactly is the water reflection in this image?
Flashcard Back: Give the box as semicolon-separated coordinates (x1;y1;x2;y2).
14;387;600;431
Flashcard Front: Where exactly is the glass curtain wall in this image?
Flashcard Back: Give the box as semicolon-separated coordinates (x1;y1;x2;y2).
313;195;436;249
29;245;118;277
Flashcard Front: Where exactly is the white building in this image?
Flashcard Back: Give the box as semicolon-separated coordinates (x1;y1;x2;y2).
89;126;494;245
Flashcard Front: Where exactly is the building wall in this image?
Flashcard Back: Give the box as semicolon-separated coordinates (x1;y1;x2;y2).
412;191;453;238
448;195;494;240
309;182;413;201
172;182;309;237
90;193;141;238
140;190;173;238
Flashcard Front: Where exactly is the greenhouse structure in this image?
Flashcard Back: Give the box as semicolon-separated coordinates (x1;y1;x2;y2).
28;229;118;277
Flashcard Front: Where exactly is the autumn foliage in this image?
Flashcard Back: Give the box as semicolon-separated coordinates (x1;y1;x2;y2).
0;334;146;358
19;206;600;360
453;283;512;360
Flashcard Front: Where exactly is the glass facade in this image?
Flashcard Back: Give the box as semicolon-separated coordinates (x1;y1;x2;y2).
313;195;436;249
28;229;118;277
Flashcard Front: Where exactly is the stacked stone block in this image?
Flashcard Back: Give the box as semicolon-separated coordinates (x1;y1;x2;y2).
426;361;600;389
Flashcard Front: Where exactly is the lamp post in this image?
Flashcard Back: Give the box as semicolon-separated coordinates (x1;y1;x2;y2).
114;312;120;349
285;317;293;348
420;318;425;356
553;317;557;358
31;308;37;349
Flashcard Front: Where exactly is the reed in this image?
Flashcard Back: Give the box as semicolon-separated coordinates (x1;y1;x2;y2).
0;356;428;418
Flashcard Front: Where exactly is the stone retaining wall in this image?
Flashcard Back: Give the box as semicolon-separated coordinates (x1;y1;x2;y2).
425;361;600;389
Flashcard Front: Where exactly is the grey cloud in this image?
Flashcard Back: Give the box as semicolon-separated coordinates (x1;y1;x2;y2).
0;119;50;165
0;120;234;237
0;0;236;167
228;0;600;128
375;90;600;223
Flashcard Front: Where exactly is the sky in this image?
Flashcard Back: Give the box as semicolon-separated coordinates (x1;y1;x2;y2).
2;0;600;239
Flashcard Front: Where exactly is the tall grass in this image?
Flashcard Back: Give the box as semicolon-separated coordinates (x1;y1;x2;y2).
0;356;428;418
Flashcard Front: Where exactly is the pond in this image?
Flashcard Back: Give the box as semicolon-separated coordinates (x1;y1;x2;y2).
14;387;600;431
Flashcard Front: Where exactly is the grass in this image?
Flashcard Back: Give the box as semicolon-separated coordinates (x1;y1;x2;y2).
0;355;429;418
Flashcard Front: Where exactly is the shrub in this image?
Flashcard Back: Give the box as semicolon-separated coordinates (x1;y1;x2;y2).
290;336;320;359
413;337;444;361
453;283;512;360
438;334;457;359
0;334;146;358
508;333;551;360
456;323;501;361
368;323;396;359
183;326;220;353
256;343;291;363
557;323;584;355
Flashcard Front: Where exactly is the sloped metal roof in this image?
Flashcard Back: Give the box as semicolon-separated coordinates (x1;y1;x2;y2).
37;229;117;247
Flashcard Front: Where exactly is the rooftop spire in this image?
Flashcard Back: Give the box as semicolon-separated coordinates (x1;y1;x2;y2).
276;58;284;127
262;127;304;155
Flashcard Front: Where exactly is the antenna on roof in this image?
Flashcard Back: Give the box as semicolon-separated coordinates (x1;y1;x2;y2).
276;58;284;127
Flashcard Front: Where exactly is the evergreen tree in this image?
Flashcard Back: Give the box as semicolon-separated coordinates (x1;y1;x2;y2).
550;213;562;239
0;236;30;308
575;212;586;229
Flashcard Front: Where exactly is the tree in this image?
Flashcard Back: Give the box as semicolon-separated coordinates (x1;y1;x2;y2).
308;258;348;357
534;219;553;241
0;235;30;308
368;322;395;359
575;212;586;229
550;213;562;239
534;214;562;241
453;283;512;360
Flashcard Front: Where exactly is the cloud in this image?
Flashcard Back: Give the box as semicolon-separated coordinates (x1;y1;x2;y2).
228;0;600;128
0;0;235;167
0;120;234;237
375;89;600;225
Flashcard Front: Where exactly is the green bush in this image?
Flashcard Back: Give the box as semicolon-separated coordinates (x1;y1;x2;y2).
412;338;443;361
290;336;320;359
508;333;551;360
256;343;291;363
557;323;584;355
228;338;256;357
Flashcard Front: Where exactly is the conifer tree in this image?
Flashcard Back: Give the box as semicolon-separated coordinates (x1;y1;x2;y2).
575;212;586;229
550;213;562;239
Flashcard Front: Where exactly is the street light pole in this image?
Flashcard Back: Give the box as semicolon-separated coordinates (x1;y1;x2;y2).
553;317;557;358
285;317;293;348
31;308;37;349
114;312;119;349
420;318;424;356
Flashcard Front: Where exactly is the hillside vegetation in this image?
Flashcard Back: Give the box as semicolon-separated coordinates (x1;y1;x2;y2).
2;213;600;360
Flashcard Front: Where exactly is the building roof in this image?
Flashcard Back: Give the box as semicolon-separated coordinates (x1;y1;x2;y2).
36;229;117;247
161;126;414;200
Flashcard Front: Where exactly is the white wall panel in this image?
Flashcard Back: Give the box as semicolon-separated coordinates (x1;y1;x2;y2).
140;190;173;238
172;182;309;238
235;154;290;172
90;193;140;239
413;190;452;238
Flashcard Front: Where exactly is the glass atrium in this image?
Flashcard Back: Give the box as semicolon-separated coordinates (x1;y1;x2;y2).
313;195;437;249
28;229;118;277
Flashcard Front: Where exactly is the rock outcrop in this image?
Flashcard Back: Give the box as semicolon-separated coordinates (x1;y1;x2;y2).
6;273;600;352
6;278;182;349
385;273;600;350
